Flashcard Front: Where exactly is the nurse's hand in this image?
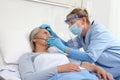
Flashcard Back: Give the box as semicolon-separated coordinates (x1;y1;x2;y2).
48;38;67;52
95;66;114;80
80;62;114;80
57;63;81;73
39;24;58;37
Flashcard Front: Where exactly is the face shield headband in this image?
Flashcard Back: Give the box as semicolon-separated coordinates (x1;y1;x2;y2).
65;14;87;23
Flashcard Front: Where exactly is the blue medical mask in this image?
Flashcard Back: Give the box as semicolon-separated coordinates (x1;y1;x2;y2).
69;23;83;35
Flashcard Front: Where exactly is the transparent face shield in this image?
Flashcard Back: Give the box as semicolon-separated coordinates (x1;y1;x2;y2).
66;28;80;49
65;14;87;23
64;14;79;23
64;14;83;48
64;14;93;51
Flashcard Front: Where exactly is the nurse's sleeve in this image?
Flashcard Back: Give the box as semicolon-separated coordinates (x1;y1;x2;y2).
66;36;82;49
68;49;94;63
19;53;57;80
86;26;111;62
68;25;110;63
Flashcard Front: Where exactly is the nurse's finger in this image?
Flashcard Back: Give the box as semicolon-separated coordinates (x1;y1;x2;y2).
97;73;102;79
47;39;56;44
106;73;114;80
47;38;55;42
47;41;55;44
102;73;107;80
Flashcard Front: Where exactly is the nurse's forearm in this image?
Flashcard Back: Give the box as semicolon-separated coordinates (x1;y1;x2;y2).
68;48;94;63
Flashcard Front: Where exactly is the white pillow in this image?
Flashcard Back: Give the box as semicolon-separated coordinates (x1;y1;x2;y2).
0;29;31;64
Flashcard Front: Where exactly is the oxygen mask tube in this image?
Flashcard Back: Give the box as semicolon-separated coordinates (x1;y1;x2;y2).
34;35;53;41
35;38;48;41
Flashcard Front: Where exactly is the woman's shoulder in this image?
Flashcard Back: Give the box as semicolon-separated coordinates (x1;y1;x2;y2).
21;52;33;57
19;52;37;60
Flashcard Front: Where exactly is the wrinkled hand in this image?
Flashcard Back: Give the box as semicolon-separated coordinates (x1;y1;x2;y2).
39;24;57;37
95;66;114;80
47;38;67;52
57;63;81;73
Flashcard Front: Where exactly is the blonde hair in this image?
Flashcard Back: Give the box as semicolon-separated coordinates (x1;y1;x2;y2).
67;8;90;24
29;27;40;52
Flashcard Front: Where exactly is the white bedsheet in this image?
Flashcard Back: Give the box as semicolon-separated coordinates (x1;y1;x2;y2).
0;65;21;80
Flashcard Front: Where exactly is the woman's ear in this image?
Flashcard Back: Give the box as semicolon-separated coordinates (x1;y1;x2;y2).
82;17;86;24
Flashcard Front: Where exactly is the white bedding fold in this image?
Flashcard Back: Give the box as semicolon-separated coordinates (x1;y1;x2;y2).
0;65;21;80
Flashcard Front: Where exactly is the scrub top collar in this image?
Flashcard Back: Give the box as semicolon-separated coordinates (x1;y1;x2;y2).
77;20;95;44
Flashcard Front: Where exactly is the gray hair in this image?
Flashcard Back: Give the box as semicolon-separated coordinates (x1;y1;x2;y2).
0;76;5;80
29;27;40;52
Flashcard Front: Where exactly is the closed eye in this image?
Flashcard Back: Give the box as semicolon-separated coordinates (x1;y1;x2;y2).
44;32;48;34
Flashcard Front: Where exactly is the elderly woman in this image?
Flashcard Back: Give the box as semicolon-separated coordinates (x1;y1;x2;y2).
19;24;113;80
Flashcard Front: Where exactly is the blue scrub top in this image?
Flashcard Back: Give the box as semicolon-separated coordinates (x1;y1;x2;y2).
67;21;120;78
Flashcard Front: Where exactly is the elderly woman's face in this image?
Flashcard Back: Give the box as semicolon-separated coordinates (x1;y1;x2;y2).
34;29;51;46
37;29;51;39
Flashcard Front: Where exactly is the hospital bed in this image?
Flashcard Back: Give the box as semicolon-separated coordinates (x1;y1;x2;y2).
0;0;82;79
0;58;20;80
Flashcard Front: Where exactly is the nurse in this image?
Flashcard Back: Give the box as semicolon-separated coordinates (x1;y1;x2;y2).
40;8;120;80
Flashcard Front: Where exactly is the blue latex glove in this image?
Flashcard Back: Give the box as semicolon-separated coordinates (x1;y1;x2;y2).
39;24;58;37
39;24;68;46
47;37;67;52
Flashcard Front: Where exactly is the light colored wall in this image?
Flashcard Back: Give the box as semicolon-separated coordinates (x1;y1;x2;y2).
108;0;120;39
85;0;111;27
0;49;5;66
86;0;120;40
0;0;71;40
